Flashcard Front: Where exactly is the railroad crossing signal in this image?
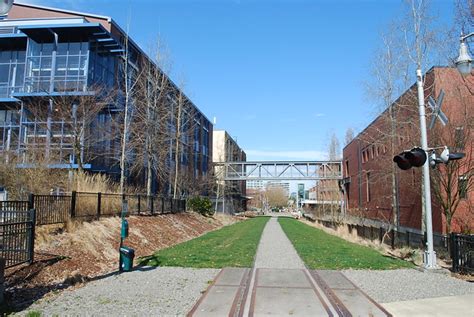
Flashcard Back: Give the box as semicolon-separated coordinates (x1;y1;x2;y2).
428;89;448;129
393;147;427;170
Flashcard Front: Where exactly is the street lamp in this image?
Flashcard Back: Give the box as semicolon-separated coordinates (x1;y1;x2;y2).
455;33;473;75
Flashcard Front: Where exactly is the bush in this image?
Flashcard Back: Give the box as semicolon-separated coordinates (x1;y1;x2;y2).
188;196;214;217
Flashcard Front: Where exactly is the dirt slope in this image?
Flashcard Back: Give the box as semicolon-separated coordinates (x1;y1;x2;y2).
4;212;234;311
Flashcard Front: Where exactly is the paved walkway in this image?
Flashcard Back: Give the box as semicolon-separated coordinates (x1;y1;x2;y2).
189;217;391;316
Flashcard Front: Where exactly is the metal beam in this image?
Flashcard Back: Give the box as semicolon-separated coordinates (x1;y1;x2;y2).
214;161;342;181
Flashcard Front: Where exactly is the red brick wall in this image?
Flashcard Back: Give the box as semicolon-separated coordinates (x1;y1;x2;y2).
343;67;473;234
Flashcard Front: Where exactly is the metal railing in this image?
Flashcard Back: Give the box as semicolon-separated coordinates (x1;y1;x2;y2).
0;209;35;268
451;233;473;273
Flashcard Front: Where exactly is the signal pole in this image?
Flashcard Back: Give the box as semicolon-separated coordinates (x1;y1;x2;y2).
415;68;436;269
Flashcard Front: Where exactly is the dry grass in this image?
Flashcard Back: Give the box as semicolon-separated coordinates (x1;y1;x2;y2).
301;219;424;265
212;213;239;226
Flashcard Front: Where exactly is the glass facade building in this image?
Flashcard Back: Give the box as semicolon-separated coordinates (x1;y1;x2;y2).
0;3;213;194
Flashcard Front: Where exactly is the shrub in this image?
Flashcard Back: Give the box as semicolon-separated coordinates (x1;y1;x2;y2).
188;196;214;217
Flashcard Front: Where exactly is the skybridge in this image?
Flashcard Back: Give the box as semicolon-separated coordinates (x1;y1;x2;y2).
213;161;342;181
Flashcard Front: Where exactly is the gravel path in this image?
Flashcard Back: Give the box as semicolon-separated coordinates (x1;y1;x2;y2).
19;267;219;316
343;269;474;303
253;217;305;269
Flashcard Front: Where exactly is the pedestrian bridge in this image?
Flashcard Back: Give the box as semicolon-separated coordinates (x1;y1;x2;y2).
213;161;342;181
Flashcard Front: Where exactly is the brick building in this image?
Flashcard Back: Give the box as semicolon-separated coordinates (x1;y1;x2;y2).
342;67;473;234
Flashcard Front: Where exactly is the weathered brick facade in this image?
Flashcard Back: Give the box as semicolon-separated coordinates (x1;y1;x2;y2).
343;67;473;234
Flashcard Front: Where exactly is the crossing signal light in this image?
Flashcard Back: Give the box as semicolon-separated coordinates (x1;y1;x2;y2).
393;147;427;170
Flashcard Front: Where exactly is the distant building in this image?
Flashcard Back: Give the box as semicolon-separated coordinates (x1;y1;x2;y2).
247;180;265;190
212;130;246;212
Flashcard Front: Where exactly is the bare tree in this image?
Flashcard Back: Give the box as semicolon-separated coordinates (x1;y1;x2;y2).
265;186;288;208
344;128;355;146
328;133;340;160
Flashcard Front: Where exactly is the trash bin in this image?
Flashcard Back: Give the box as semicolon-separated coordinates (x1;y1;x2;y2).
119;246;135;272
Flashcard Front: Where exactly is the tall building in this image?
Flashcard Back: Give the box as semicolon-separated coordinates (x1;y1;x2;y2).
246;180;265;190
212;130;246;212
0;3;213;195
343;67;473;234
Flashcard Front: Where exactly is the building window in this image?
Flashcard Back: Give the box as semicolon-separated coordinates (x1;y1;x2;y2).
344;160;349;176
454;127;464;151
0;50;26;97
366;172;371;202
25;40;89;93
458;175;468;199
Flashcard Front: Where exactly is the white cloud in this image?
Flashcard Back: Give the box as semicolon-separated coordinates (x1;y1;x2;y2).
245;149;327;161
314;113;325;118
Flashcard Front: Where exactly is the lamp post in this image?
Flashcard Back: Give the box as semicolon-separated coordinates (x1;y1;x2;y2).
455;33;473;75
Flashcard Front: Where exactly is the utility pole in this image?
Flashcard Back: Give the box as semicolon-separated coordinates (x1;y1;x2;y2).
415;68;436;269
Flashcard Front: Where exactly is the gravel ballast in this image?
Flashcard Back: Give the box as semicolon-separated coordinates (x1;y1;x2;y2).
343;269;474;303
253;217;305;269
21;267;219;316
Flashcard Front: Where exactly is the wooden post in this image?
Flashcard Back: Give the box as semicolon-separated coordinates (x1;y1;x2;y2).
97;192;102;220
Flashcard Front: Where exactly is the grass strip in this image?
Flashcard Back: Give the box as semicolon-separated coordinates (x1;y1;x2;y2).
139;216;270;268
279;218;413;270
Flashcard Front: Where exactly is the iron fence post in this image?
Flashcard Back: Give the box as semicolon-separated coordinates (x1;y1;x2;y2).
97;192;102;220
137;195;141;215
28;208;36;264
390;230;395;249
150;196;154;215
28;193;34;210
70;191;77;218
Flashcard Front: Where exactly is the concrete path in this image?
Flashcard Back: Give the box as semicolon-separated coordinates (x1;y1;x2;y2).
188;217;392;316
381;294;474;317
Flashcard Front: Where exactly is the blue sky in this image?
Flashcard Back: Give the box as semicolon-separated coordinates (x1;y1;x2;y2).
20;0;455;162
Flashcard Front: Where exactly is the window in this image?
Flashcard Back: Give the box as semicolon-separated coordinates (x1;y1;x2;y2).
345;160;349;176
366;172;371;202
455;127;465;151
25;39;89;93
459;175;468;199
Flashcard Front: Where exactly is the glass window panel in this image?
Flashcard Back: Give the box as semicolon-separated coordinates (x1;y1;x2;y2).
28;40;41;56
56;56;67;75
41;57;52;70
17;50;26;61
69;43;80;55
57;43;68;55
79;56;87;75
41;43;53;56
0;51;12;63
0;65;9;83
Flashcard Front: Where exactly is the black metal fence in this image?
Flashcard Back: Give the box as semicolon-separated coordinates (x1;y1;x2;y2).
451;233;473;273
3;192;187;226
311;218;450;252
0;208;35;268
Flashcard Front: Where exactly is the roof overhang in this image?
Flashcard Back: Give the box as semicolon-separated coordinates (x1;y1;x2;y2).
0;33;27;49
17;22;122;54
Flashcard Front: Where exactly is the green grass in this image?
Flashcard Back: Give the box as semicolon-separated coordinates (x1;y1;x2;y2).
139;217;270;268
279;218;413;270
